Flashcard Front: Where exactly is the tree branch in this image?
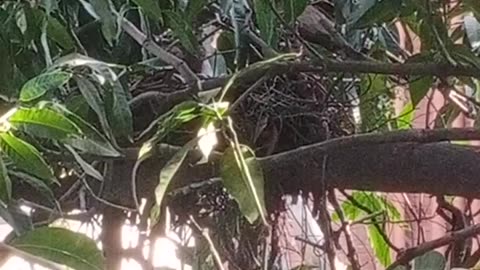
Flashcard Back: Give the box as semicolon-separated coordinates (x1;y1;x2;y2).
386;223;480;270
120;18;199;84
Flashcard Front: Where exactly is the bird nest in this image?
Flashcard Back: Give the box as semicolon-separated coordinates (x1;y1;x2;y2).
127;67;357;218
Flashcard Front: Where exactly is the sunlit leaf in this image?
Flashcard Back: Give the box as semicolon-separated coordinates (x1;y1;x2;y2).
47;103;121;157
397;102;414;129
65;145;103;181
9;107;81;140
0;133;56;184
19;71;72;102
220;145;266;224
10;227;104;270
197;122;217;162
368;224;391;266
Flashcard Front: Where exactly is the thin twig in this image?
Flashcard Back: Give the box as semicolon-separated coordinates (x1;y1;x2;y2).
81;177;136;212
189;216;226;270
120;18;199;85
328;191;361;270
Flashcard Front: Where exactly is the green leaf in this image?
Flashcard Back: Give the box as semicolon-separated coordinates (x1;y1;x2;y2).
353;0;402;29
132;0;163;22
336;191;400;221
64;145;103;181
46;16;74;50
89;0;118;46
368;224;391;266
413;250;445;270
282;0;308;25
10;227;104;270
254;0;277;46
10;171;56;206
220;145;266;224
107;79;133;138
409;76;433;107
152;139;197;223
9;107;81;140
359;74;393;131
74;75;112;139
397;102;414;129
19;71;72;102
0;155;11;204
185;0;207;21
47;103;121;157
164;11;198;55
0;133;56;184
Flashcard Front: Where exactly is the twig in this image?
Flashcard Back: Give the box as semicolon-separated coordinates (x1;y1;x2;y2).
189;216;226;270
328;191;361;270
81;177;136;212
386;223;480;270
339;190;401;252
120;18;199;85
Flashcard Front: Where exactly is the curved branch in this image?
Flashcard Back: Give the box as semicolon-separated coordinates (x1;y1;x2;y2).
386;223;480;270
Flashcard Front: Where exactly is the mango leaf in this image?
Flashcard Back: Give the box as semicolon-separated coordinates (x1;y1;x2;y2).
106;79;133;138
74;75;112;139
185;0;207;21
152;138;197;226
164;11;198;55
47;102;121;157
9;107;81;140
368;224;391;266
334;191;400;222
10;227;104;270
132;0;163;23
64;145;103;181
413;251;445;270
0;35;17;98
19;71;72;102
396;102;414;129
220;145;266;224
254;0;277;46
282;0;308;25
0;133;56;184
353;0;402;29
89;0;118;46
0;155;11;205
359;74;392;131
9;171;56;206
409;76;433;107
46;16;74;50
